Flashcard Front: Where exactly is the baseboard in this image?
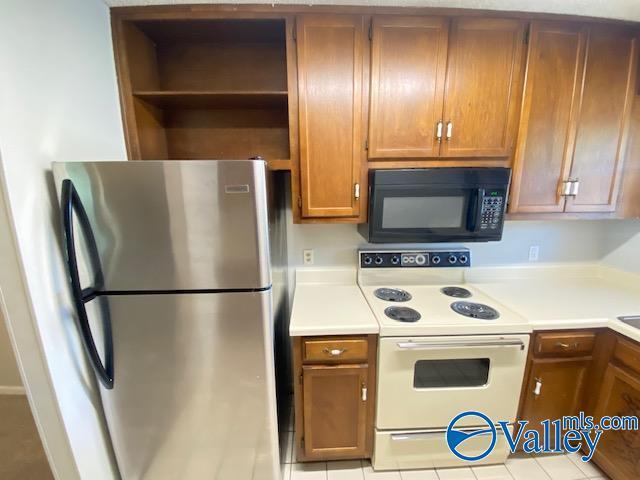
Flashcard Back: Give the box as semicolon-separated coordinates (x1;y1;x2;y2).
0;386;25;395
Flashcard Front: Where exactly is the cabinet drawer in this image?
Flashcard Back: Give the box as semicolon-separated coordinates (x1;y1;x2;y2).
613;337;640;376
303;338;368;363
534;332;595;357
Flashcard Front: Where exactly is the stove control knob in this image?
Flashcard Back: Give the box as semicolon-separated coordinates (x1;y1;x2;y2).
431;255;441;265
374;256;384;265
458;254;468;264
390;255;400;265
415;254;426;265
363;255;373;266
448;255;457;265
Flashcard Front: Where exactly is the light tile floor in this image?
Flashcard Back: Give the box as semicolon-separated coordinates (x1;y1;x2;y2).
282;454;609;480
280;424;609;480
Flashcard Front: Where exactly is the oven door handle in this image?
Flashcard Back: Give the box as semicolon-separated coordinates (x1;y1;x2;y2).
396;340;526;350
391;427;508;441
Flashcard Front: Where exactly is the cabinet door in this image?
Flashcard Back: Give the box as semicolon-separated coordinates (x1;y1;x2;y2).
440;18;525;157
510;22;587;213
565;27;638;213
519;357;591;441
296;15;366;218
368;16;449;158
302;364;368;460
592;363;640;479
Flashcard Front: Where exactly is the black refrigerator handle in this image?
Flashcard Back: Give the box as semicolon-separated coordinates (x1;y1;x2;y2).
61;179;114;389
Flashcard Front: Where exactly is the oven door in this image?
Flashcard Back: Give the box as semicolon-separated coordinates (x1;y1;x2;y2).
368;185;484;243
376;335;530;430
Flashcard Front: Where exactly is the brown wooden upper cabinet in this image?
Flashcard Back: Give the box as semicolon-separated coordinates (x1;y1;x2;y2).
368;17;525;159
510;22;638;213
296;15;367;219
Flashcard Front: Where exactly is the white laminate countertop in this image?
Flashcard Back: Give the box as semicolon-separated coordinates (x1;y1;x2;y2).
289;268;379;336
289;263;640;342
467;264;640;343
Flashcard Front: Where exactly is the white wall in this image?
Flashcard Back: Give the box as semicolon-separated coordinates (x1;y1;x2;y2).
0;308;21;389
0;1;125;478
602;220;640;274
288;219;609;268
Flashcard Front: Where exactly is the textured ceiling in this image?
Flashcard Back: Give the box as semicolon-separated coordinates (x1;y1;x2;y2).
104;0;640;22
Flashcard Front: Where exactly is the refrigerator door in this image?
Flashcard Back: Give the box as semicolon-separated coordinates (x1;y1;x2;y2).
53;160;271;291
93;290;279;480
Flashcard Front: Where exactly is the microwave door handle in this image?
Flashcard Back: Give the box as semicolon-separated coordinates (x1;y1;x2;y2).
467;188;484;232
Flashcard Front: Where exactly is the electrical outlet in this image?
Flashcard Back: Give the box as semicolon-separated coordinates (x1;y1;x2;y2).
529;245;539;262
303;249;314;265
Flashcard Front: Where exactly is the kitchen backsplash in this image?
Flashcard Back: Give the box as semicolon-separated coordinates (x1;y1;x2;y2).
287;212;640;269
602;220;640;274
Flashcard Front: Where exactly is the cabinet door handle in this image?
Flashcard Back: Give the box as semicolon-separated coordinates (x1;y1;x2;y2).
354;183;360;200
361;383;367;401
570;180;580;196
534;378;542;396
323;348;346;357
436;121;443;141
446;121;453;140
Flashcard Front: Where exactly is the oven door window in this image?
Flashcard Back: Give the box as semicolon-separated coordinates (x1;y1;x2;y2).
413;358;490;388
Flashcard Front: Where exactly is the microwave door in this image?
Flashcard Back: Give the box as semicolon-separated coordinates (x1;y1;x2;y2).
371;187;474;241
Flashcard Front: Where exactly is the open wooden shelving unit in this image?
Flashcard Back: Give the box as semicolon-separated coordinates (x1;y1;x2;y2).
112;16;296;170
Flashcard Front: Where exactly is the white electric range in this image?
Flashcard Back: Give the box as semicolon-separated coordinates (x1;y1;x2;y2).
357;248;531;471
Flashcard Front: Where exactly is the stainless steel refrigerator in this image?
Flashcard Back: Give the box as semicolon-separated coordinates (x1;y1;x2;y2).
52;160;289;480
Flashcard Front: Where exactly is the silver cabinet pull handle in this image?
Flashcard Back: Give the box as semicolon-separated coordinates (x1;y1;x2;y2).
436;121;443;141
570;180;580;196
396;340;525;350
446;121;453;140
323;348;346;356
563;178;579;196
354;183;360;199
361;384;367;401
534;378;542;396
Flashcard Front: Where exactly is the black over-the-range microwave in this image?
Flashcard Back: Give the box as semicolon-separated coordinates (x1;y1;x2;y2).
358;168;511;243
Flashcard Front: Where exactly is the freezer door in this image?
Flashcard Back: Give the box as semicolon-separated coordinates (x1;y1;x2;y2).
53;160;270;291
96;291;279;480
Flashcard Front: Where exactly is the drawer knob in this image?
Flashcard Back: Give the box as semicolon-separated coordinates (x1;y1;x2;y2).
556;342;578;349
323;348;346;357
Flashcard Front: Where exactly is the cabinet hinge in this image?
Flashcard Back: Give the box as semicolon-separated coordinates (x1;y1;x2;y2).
301;437;305;450
292;19;297;42
299;374;303;385
368;21;373;41
364;139;369;151
523;28;530;45
297;196;302;209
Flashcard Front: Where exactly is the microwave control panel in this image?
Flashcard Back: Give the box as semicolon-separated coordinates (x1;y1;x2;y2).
360;249;471;268
480;192;505;230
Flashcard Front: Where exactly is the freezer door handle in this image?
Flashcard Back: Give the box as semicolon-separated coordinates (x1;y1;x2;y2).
61;179;114;389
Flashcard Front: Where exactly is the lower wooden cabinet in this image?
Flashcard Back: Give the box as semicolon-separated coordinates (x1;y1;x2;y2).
590;337;640;480
519;357;591;441
518;329;640;480
292;335;377;461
